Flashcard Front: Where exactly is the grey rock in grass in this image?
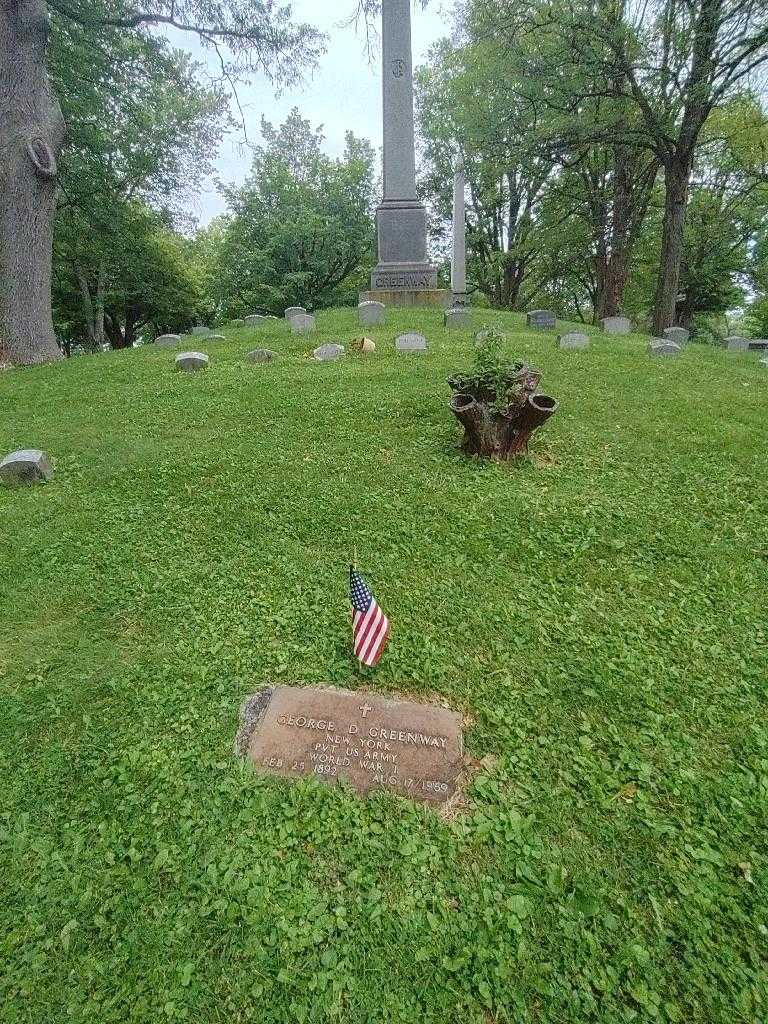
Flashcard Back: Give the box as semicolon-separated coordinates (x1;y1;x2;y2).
313;343;345;361
663;327;690;345
155;334;181;347
246;348;278;363
526;309;556;329
395;332;428;353
725;336;750;352
601;316;631;335
244;315;268;327
285;306;307;322
0;449;53;486
648;339;682;357
191;326;211;337
475;329;506;345
444;306;472;329
358;300;386;326
291;314;316;335
559;332;590;350
175;352;209;372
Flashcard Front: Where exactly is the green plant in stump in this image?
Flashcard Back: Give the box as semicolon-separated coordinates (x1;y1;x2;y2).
448;328;558;458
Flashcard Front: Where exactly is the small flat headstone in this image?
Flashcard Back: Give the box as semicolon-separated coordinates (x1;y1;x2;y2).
235;685;463;804
313;343;345;361
175;352;209;372
395;332;428;353
558;332;590;350
291;314;316;335
285;306;307;322
244;315;268;327
601;316;631;335
663;327;690;345
725;336;749;352
526;310;556;329
648;339;682;357
246;348;278;363
155;334;181;347
0;449;53;486
444;307;472;329
358;301;386;326
191;326;211;336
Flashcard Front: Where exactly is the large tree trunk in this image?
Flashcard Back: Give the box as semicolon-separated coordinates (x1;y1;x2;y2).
0;0;65;366
652;153;692;337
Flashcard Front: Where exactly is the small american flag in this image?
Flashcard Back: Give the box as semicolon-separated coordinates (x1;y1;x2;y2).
350;566;390;667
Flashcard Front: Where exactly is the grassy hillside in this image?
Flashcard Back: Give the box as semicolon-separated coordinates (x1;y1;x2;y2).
1;309;766;1023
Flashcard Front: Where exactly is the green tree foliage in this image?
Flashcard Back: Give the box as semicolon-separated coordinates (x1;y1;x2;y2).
49;20;227;349
417;36;556;310
54;205;206;353
213;110;376;316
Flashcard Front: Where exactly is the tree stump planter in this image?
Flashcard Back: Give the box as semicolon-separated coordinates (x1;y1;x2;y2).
449;364;559;459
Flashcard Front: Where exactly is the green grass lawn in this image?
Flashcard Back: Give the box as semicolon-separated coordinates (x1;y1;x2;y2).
1;309;767;1023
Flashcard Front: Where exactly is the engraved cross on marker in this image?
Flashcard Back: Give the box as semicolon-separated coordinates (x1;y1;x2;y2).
359;703;373;719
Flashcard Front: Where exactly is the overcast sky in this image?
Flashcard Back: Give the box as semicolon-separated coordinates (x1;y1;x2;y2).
171;2;451;226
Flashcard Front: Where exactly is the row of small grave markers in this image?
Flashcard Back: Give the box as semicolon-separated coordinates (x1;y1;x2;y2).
528;309;768;356
177;306;767;356
5;306;767;487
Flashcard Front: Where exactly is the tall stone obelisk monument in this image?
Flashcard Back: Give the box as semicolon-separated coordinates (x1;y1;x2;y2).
364;0;446;307
451;157;467;305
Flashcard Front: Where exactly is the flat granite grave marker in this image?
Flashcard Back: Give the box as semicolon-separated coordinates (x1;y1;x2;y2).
156;334;181;347
175;352;209;371
244;315;268;327
527;309;556;329
0;449;53;486
558;331;589;350
291;314;316;335
236;685;463;804
444;307;472;329
358;301;386;326
601;316;631;335
191;326;211;336
649;339;682;357
285;306;307;322
246;348;278;363
664;327;690;345
313;343;345;361
725;336;749;351
395;332;427;353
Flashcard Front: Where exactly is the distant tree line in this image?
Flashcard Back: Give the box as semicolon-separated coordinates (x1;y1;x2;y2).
4;0;768;365
416;0;768;336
